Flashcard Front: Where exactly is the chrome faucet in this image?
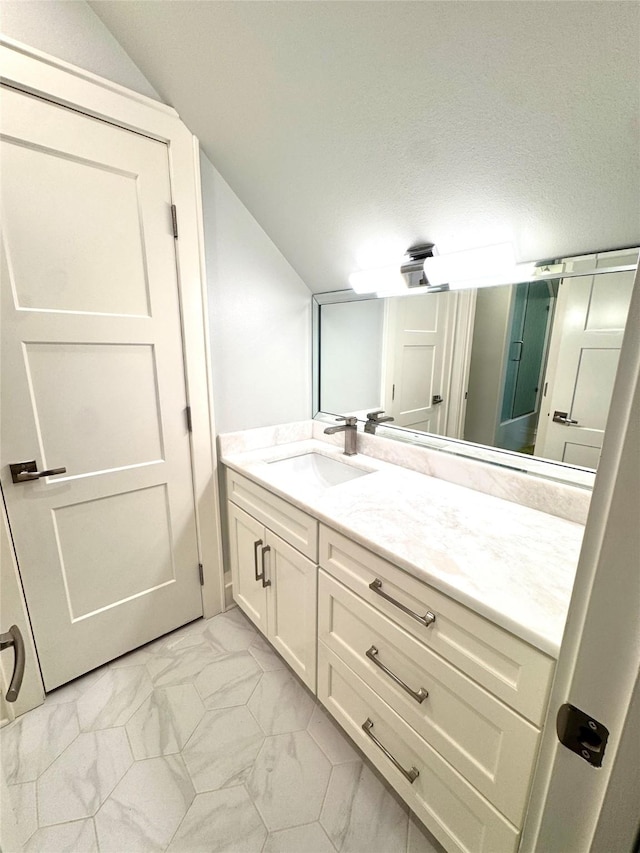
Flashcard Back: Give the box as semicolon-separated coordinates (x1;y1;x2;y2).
324;416;358;456
364;409;394;434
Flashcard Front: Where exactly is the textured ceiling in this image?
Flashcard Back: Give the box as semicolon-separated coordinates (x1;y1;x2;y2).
90;1;640;293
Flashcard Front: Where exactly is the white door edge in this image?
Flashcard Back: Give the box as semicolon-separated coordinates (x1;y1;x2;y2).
521;264;640;851
0;40;224;650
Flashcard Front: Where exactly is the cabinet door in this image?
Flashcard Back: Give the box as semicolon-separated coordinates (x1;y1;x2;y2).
228;503;268;634
265;531;317;692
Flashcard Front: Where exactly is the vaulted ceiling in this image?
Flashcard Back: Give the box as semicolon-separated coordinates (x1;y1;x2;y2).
90;1;639;293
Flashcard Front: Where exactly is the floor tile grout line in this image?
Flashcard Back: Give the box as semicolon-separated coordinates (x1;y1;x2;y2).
9;606;426;853
16;701;82;791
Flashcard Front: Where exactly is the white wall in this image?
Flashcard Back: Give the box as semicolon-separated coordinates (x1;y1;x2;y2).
0;0;313;436
320;299;384;415
0;0;159;99
200;154;311;433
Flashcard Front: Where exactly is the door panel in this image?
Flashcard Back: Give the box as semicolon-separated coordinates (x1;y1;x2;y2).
0;86;202;690
571;348;619;430
53;485;175;619
2;140;150;317
23;342;164;475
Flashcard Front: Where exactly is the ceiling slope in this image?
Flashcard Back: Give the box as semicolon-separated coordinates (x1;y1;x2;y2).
90;1;640;293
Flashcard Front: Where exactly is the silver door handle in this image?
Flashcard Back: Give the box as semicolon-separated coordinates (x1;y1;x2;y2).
10;461;67;483
553;411;579;426
366;646;429;704
0;625;25;703
362;718;419;783
369;579;436;628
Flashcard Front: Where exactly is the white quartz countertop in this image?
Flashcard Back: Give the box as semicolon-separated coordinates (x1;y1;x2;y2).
220;436;585;658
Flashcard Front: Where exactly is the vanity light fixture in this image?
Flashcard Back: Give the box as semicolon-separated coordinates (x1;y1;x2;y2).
423;243;537;290
445;262;539;290
348;264;407;295
348;242;538;295
349;244;435;295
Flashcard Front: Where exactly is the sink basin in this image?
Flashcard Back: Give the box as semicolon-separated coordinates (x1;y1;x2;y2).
267;452;371;488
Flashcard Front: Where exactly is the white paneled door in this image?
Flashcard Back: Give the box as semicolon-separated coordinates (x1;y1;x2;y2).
534;253;636;468
383;292;456;434
0;86;203;690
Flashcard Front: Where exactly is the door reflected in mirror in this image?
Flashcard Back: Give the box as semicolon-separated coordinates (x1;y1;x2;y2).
317;248;638;473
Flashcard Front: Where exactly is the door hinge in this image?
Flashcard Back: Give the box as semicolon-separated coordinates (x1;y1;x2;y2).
556;703;609;767
392;384;395;402
198;563;204;586
171;204;178;239
185;406;193;433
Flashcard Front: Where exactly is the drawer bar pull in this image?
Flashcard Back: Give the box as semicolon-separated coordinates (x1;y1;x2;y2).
366;646;429;704
260;544;272;587
253;539;264;582
369;579;436;628
362;718;419;784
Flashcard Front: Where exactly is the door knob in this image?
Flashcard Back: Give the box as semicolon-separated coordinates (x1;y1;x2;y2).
552;411;579;426
0;625;25;702
10;461;67;483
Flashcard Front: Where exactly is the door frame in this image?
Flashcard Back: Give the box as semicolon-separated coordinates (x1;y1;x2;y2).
0;36;225;624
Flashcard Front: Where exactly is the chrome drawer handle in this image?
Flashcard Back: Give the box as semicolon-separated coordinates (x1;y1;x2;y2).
253;539;263;582
366;646;428;704
362;718;419;784
369;579;436;628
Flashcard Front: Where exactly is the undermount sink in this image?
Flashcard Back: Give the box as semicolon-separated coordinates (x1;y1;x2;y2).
267;452;371;488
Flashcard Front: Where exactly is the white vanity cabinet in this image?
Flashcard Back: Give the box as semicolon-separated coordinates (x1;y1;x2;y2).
226;470;318;691
317;525;557;853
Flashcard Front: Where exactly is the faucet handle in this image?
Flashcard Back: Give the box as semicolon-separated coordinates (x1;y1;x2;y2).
336;416;358;426
366;409;393;423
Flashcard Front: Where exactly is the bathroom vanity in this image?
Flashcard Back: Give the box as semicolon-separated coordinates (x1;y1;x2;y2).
219;421;586;853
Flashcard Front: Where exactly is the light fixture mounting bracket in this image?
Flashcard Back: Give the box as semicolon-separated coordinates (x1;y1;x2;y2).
406;243;435;261
401;243;435;287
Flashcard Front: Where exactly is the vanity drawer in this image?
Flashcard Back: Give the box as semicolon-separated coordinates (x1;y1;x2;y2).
226;469;318;560
318;644;520;853
320;526;554;725
318;570;539;826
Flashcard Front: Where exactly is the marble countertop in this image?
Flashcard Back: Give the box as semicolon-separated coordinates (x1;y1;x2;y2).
219;428;585;658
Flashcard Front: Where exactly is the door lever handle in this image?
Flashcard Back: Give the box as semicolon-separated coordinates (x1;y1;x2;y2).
10;461;67;483
0;625;25;702
552;411;579;426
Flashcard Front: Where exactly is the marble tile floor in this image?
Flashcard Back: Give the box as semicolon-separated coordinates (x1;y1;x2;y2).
2;606;444;853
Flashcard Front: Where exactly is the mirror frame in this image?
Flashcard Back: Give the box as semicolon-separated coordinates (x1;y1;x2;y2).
312;248;639;490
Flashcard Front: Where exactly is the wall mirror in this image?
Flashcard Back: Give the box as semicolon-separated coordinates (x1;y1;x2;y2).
313;247;638;488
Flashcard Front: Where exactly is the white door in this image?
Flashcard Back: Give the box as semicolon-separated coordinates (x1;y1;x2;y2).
0;86;202;690
383;292;456;434
520;263;640;853
534;252;636;467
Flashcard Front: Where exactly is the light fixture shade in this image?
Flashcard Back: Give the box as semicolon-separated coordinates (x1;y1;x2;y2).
349;265;407;294
445;262;538;290
423;243;516;286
